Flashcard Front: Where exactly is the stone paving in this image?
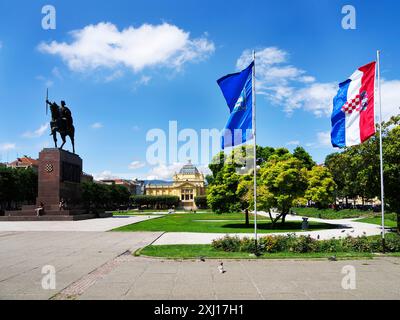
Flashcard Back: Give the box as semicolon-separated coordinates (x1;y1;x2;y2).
0;215;161;232
0;212;398;300
0;231;399;300
0;231;162;300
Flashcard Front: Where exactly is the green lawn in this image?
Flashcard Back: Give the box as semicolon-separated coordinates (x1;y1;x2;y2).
357;217;398;228
138;244;374;260
113;212;337;233
292;207;378;220
113;209;211;216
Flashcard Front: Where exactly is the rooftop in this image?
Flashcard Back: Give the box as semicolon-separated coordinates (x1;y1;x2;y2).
179;160;200;175
8;157;39;167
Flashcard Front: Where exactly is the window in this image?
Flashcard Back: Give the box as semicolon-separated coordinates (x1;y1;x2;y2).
181;188;193;201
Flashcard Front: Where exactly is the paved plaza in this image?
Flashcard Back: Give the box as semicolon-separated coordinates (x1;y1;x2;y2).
0;229;399;300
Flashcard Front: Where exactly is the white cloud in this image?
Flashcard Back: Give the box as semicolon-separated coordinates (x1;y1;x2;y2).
22;123;49;138
138;75;151;85
128;160;145;170
36;75;54;88
239;47;400;120
381;80;400;121
133;75;152;90
236;47;338;117
93;170;118;181
104;70;124;82
286;140;300;146
91;122;103;129
146;161;210;180
285;82;338;117
51;67;63;80
305;131;334;151
146;162;184;180
38;22;215;76
0;143;16;151
317;131;332;147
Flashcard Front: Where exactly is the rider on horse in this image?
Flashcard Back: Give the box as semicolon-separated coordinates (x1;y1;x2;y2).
46;99;75;153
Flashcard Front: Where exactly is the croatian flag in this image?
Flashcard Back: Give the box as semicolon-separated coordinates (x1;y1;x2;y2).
331;62;376;148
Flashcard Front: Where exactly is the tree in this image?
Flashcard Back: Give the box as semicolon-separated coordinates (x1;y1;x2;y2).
208;151;226;182
305;166;336;208
260;155;308;225
0;167;38;212
293;146;316;170
325;114;400;233
206;164;241;213
382;115;400;232
325;152;359;205
194;195;208;209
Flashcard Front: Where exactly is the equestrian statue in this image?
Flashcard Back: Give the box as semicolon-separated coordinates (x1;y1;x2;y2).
46;94;76;154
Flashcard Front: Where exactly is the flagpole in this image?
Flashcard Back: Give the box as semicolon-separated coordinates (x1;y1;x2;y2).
377;50;385;252
252;50;258;249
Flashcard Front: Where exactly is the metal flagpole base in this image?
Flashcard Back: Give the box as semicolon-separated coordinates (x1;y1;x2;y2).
382;237;386;254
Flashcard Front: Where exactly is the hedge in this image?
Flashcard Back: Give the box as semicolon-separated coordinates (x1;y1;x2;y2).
211;233;400;254
130;195;180;209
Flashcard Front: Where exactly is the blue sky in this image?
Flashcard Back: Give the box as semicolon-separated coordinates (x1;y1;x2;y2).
0;0;399;180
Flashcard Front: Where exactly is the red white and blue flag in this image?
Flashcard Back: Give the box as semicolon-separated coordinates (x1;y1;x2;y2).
331;62;376;148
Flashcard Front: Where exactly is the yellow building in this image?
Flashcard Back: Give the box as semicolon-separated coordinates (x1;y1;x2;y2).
145;161;206;209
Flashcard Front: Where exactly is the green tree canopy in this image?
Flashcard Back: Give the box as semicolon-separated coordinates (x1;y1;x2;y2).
305;166;336;208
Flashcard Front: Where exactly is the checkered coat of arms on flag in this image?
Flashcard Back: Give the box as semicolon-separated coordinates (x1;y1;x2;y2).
331;62;376;148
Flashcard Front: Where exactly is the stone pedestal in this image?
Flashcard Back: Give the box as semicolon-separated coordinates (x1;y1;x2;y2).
37;148;82;208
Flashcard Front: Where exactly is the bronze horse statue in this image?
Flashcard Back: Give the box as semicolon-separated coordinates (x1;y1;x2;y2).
46;100;75;153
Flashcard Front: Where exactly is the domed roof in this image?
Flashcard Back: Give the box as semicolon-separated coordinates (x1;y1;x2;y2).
179;160;199;175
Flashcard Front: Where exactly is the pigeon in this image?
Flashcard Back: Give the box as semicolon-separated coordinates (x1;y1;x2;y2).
218;262;226;273
317;235;320;240
350;229;355;233
341;230;346;233
328;255;337;261
199;256;205;262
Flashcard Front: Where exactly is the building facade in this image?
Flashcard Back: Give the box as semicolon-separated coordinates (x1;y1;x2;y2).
7;157;39;172
145;161;206;209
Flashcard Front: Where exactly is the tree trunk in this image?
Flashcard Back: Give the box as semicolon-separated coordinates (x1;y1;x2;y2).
268;210;279;229
281;213;286;226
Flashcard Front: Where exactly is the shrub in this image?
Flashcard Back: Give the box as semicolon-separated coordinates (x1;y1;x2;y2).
211;233;400;254
342;236;373;253
385;235;400;252
291;235;318;253
259;235;279;253
239;237;258;253
212;235;241;252
317;238;342;253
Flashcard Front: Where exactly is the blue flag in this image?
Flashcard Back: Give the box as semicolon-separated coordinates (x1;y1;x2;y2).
217;62;254;149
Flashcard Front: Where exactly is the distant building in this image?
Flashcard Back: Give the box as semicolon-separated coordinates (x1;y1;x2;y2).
145;160;206;209
81;172;94;183
131;179;145;195
7;156;39;172
100;178;137;194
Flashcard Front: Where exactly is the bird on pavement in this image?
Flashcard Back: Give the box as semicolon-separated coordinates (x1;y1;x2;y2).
218;262;226;273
